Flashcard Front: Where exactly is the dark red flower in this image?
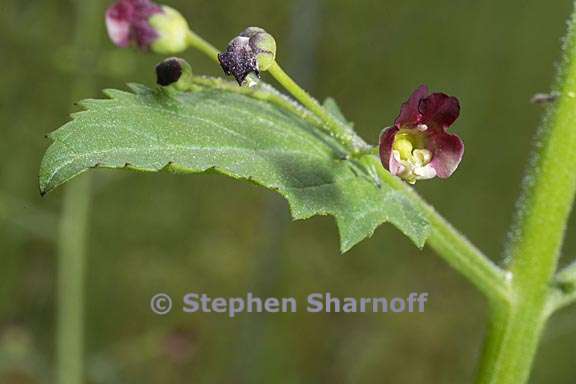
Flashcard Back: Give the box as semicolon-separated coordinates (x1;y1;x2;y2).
105;0;190;54
379;85;464;184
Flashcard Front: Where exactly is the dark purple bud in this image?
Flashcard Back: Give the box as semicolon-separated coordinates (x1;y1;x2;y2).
380;85;464;184
218;27;277;85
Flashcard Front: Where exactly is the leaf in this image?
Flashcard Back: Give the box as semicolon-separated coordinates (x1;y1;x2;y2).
39;82;430;252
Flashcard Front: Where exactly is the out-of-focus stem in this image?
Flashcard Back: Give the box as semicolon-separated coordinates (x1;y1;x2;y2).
56;0;101;383
57;176;91;384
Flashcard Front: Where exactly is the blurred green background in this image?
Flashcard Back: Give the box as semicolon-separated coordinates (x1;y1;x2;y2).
1;0;576;383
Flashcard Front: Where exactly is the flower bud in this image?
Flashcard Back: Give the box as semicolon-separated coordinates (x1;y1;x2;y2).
218;27;277;85
105;0;191;54
155;57;193;91
148;6;190;54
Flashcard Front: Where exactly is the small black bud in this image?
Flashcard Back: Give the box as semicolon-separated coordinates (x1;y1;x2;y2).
155;57;193;91
156;58;183;86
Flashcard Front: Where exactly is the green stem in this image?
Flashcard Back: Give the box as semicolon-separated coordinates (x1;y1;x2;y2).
474;3;576;383
268;62;369;153
56;0;101;382
370;157;511;304
186;30;220;63
57;176;91;384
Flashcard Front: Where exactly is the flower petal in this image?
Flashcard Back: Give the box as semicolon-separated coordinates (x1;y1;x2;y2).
394;84;429;128
106;2;133;47
429;132;464;178
419;93;460;129
379;126;404;175
105;0;162;50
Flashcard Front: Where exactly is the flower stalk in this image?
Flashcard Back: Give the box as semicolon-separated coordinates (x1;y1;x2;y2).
186;30;219;62
267;62;369;153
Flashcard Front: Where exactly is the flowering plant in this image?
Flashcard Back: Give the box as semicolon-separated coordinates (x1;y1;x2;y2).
39;0;576;383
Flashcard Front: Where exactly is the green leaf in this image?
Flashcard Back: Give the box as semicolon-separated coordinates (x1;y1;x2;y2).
39;83;430;252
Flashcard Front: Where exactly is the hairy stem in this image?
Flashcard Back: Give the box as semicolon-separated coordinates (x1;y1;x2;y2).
268;62;369;153
475;3;576;383
56;0;101;382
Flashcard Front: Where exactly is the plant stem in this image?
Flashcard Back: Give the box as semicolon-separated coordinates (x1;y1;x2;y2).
268;62;369;153
56;0;101;383
474;3;576;383
57;176;91;384
370;157;511;304
186;30;220;62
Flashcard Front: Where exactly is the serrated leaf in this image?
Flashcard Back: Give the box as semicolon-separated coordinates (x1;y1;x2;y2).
39;83;430;252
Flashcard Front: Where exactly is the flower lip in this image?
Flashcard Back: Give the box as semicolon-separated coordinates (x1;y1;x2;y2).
105;0;163;50
380;85;464;183
418;92;460;130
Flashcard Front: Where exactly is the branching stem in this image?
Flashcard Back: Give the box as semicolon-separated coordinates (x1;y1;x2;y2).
181;15;576;384
474;3;576;382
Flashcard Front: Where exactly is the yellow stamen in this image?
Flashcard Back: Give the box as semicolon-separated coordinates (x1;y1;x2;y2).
391;130;435;183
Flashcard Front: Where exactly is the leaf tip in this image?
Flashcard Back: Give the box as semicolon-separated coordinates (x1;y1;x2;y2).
38;178;51;197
